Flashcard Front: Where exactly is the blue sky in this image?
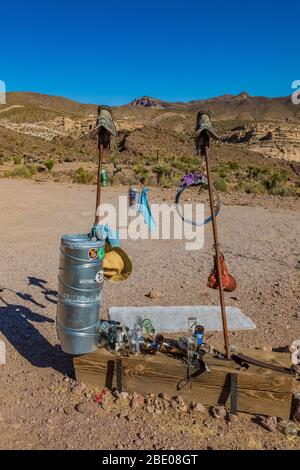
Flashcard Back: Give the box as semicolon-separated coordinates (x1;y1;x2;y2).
0;0;299;105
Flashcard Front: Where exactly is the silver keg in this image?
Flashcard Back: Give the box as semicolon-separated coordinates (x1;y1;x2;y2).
56;233;105;355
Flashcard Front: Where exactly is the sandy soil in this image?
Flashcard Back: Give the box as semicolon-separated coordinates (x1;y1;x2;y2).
0;179;299;450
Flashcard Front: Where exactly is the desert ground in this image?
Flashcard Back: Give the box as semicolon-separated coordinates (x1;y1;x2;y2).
0;179;299;450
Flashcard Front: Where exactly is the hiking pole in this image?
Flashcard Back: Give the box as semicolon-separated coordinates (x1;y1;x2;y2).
203;132;230;358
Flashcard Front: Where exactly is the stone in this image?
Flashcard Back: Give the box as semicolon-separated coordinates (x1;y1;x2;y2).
211;406;227;419
72;383;86;395
147;289;162;300
64;405;76;416
37;165;48;173
170;400;178;410
159;392;171;401
76;401;100;416
194;403;206;413
227;413;238;423
116;392;130;405
146;405;155;414
175;395;184;405
179;405;188;413
131;395;145;410
258;416;277;432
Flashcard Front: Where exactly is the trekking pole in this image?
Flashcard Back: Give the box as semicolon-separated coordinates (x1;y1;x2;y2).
203;133;230;358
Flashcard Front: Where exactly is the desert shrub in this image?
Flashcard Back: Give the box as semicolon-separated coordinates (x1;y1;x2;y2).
7;165;36;178
247;165;270;179
44;159;55;171
226;161;239;170
213;175;228;192
263;170;289;191
132;163;149;177
159;173;181;188
73;167;95;184
267;183;296;197
153;162;172;184
13;155;22;165
240;181;266;194
213;164;228;178
172;159;187;171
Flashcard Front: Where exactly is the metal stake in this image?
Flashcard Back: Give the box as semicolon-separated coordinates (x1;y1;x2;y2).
203;135;230;358
95;140;104;225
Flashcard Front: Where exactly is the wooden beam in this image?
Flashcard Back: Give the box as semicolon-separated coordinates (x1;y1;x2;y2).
74;347;293;419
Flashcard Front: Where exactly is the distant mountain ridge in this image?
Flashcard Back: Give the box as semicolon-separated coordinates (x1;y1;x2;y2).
2;90;299;121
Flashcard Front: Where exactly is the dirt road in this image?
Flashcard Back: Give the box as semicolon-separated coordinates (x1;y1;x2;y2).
0;179;299;450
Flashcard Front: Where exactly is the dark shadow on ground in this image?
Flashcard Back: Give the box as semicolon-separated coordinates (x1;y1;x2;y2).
0;293;74;377
27;276;58;305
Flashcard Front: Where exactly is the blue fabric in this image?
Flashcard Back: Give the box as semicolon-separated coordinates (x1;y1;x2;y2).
137;188;156;232
90;223;120;247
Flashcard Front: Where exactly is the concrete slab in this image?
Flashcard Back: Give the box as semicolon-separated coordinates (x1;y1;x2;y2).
108;306;256;333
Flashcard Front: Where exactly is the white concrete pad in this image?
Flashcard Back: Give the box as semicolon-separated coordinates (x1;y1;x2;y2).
108;306;256;333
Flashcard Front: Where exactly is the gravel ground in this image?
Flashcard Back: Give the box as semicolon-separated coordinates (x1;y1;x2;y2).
0;179;299;450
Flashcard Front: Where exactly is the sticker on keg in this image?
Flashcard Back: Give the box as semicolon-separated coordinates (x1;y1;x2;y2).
98;247;105;260
88;248;98;260
95;270;104;284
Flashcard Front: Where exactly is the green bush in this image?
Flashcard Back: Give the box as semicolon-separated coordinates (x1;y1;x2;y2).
263;170;289;191
153;162;172;184
7;165;36;178
73;167;95;184
13;155;22;165
213;175;228;192
172;159;187;171
240;181;266;194
44;159;55;171
132;163;149;177
226;161;239;170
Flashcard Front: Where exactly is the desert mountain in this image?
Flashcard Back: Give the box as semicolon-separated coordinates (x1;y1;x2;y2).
0;91;300;171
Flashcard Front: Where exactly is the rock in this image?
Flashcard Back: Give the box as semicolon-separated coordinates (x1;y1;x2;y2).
159;392;171;401
37;165;48;173
118;391;130;403
227;413;238;423
133;439;142;447
258;416;277;432
194;403;206;413
211;406;227;419
63;405;76;416
101;397;111;410
179;405;188;413
170;400;178;410
131;395;145;410
147;289;162;300
72;383;86;395
146;405;155;414
63;377;70;384
262;346;273;352
76;401;100;416
175;395;184;405
137;432;145;440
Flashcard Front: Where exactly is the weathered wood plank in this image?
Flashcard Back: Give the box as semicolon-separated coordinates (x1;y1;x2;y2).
74;347;293;419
